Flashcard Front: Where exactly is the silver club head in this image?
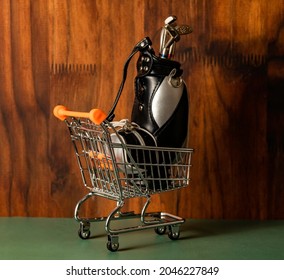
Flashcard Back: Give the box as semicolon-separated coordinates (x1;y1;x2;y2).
165;15;177;25
159;16;193;59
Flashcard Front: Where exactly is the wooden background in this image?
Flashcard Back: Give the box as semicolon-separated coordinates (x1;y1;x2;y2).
0;0;284;219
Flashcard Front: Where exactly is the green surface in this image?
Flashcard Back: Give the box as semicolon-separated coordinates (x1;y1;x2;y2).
0;217;283;260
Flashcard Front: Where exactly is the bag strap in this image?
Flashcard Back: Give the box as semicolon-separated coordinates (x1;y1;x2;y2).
106;37;153;121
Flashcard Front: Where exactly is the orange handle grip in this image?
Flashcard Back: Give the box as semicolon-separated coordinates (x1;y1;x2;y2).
53;105;107;125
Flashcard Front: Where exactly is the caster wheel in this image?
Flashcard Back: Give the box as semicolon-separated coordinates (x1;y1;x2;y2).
107;241;119;252
154;226;166;235
78;229;91;239
168;230;180;240
78;222;91;239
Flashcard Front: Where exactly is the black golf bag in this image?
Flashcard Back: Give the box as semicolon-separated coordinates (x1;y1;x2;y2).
106;37;189;189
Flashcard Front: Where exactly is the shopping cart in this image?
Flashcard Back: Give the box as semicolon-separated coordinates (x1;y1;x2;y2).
53;105;193;251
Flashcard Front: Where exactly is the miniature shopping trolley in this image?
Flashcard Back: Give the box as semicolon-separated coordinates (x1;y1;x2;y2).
53;105;193;251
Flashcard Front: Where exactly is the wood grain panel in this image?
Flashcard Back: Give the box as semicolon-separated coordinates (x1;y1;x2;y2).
49;0;147;218
0;0;51;216
1;0;284;219
0;0;13;216
143;0;283;219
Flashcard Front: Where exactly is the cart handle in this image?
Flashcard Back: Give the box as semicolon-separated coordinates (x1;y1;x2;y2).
53;105;107;125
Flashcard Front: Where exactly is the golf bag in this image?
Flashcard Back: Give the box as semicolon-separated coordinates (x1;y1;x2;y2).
106;37;189;189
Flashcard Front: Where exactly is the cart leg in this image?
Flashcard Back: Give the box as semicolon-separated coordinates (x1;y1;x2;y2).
105;201;124;233
104;201;124;251
141;196;161;224
74;192;99;240
78;221;91;239
74;192;95;222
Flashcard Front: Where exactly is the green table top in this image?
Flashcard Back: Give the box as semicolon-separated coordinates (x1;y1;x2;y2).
0;218;283;260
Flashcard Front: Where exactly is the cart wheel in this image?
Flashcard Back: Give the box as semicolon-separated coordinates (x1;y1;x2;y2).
107;235;119;252
78;222;91;240
154;226;166;235
168;229;180;240
107;241;119;252
78;228;91;239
